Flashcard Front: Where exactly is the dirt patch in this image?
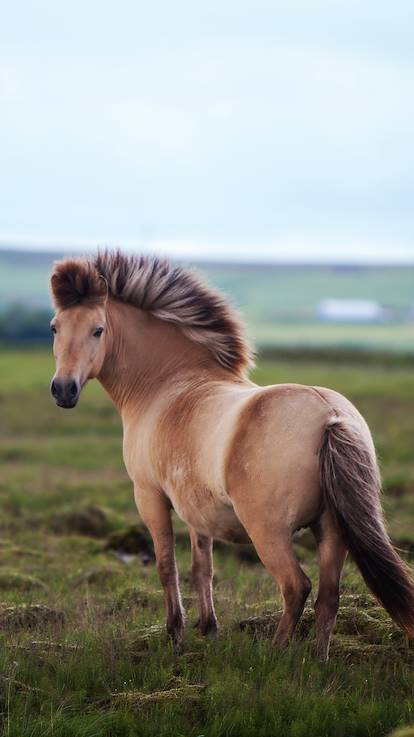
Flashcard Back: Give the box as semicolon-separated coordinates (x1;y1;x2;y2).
0;545;43;560
118;623;166;650
49;505;122;537
238;599;405;647
13;639;81;655
0;674;43;694
330;636;400;658
238;608;314;640
110;677;205;708
238;610;282;639
0;604;65;630
104;586;152;615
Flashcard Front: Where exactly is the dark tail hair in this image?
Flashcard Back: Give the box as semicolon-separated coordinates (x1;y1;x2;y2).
319;415;414;637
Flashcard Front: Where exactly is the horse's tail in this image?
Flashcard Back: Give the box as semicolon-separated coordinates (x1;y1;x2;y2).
319;414;414;637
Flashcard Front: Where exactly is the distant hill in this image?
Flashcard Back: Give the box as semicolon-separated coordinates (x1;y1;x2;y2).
1;249;414;352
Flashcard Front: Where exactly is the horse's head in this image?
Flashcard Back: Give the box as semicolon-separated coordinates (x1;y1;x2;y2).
50;259;108;408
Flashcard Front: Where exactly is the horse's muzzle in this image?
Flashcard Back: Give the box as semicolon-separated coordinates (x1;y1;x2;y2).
50;377;80;408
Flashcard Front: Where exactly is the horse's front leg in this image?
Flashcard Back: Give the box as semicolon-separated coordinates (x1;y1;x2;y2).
134;485;185;641
190;528;218;635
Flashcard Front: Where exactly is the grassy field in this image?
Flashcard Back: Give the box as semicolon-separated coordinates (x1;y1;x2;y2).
0;347;414;736
253;323;414;353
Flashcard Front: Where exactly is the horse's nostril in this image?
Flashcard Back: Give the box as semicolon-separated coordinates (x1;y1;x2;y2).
51;378;79;405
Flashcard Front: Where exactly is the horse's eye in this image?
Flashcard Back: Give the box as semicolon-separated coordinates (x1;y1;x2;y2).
93;327;104;338
51;325;57;334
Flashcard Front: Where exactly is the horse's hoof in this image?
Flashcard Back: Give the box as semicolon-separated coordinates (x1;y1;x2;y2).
272;634;291;649
314;646;330;663
194;617;218;636
167;614;185;647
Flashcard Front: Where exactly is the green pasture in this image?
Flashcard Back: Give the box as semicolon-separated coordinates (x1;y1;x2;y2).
253;322;414;353
0;347;414;736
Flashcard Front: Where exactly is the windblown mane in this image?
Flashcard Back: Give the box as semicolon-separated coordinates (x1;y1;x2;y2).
51;250;254;375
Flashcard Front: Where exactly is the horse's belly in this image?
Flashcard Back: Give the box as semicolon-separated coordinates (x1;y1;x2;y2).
168;487;250;544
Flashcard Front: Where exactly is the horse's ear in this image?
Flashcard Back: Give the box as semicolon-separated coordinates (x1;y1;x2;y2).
99;275;109;305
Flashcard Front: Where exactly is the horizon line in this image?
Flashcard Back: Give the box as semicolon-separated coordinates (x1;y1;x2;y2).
1;240;414;268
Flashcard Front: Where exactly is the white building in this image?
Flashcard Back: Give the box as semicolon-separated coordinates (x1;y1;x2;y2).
317;299;385;323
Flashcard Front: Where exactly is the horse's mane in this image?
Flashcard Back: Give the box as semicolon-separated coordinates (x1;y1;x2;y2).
51;250;254;375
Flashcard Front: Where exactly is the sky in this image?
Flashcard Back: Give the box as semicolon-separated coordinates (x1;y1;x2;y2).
1;1;414;263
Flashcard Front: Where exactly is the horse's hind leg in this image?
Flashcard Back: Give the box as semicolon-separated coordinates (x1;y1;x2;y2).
190;528;217;635
233;512;311;646
267;537;311;646
312;512;347;661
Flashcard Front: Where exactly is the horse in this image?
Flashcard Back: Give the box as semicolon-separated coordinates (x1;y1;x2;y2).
49;250;414;661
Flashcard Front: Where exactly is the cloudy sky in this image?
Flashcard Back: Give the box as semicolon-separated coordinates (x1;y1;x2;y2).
1;0;414;262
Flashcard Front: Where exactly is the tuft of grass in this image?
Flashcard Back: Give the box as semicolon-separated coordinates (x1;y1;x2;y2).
0;571;47;592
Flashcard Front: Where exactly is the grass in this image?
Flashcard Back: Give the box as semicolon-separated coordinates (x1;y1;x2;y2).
0;347;414;735
253;322;414;353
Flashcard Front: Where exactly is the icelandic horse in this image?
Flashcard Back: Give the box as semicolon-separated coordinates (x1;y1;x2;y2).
49;251;414;660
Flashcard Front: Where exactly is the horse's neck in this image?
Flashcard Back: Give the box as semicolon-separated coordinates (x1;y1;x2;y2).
98;300;227;413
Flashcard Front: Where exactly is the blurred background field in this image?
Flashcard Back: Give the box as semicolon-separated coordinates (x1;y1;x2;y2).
1;248;414;353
